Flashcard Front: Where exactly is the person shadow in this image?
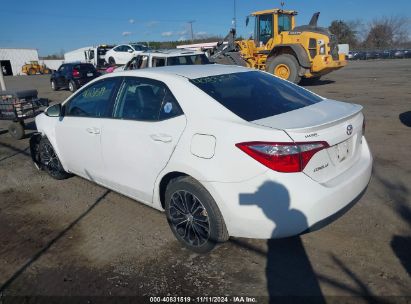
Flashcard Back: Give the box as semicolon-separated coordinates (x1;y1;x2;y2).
239;181;325;302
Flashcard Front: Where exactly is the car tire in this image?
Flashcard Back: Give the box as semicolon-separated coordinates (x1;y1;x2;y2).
266;54;301;84
68;80;77;92
51;80;58;91
8;122;25;140
165;176;229;253
108;57;116;65
38;137;72;180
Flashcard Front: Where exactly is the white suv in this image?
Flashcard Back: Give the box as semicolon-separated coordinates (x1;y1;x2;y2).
115;49;210;72
105;44;148;65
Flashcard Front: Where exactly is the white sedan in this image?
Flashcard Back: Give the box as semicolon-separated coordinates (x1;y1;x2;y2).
104;44;148;65
30;65;372;253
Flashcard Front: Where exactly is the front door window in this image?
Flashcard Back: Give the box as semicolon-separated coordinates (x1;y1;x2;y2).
258;14;273;45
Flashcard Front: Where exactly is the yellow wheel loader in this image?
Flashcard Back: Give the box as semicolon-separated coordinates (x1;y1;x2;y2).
21;61;51;76
211;9;347;84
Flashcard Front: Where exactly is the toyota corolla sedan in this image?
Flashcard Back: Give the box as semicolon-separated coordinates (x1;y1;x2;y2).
30;65;372;253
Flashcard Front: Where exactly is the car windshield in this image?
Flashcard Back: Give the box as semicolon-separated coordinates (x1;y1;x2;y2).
190;71;323;121
131;44;148;51
167;54;210;66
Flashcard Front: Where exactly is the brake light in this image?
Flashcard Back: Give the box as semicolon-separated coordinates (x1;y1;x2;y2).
72;69;80;77
236;141;329;173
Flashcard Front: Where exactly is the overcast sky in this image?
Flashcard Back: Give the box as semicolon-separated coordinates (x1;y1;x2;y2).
0;0;410;55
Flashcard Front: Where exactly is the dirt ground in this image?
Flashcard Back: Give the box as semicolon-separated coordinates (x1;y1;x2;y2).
0;60;410;302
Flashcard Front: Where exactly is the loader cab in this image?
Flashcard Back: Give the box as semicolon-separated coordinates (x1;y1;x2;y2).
251;9;296;47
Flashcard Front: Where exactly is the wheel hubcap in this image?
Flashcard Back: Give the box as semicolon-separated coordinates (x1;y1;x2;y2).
169;190;210;247
275;64;291;79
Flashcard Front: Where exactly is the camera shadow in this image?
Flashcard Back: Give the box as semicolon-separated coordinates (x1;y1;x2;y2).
238;181;325;302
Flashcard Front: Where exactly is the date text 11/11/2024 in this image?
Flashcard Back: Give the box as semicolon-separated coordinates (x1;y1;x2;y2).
149;296;257;303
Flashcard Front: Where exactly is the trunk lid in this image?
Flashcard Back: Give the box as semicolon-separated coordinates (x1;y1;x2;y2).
252;99;364;183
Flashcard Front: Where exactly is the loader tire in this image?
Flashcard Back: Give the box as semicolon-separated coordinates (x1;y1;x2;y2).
28;68;36;75
266;54;301;84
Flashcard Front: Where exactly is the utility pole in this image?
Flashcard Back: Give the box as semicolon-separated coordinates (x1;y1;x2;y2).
232;0;237;32
188;20;195;42
0;63;6;91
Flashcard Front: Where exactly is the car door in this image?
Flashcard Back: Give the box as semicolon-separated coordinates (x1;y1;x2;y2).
55;77;121;182
56;65;66;87
100;76;186;203
122;45;134;63
63;65;73;87
111;45;122;63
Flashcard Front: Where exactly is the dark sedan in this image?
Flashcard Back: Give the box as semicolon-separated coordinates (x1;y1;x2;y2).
51;63;100;92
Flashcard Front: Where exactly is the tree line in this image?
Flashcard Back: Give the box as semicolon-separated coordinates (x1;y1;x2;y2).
329;16;411;50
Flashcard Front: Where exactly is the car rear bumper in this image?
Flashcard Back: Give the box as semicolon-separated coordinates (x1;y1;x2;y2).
75;77;96;87
202;137;372;239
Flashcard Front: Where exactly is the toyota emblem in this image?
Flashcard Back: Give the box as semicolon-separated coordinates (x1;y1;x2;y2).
346;124;353;135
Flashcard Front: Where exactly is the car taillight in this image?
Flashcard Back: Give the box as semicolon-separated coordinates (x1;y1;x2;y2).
235;141;329;173
72;69;80;77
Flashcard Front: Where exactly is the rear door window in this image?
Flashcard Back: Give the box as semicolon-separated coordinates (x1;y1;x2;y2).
113;77;183;121
167;54;210;66
190;71;322;121
152;57;166;67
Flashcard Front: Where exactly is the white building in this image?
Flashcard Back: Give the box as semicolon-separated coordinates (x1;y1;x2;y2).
39;59;64;71
0;48;39;76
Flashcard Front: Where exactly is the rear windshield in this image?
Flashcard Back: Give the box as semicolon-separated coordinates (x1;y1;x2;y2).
75;64;96;72
167;54;210;66
190;71;322;121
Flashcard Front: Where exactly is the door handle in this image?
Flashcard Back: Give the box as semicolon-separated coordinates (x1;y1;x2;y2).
86;127;100;134
150;134;172;143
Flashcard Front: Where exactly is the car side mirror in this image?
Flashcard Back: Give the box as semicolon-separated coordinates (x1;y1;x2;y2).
45;104;62;117
128;49;133;53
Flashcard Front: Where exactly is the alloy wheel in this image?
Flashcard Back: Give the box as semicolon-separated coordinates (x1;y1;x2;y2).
40;142;62;174
169;190;210;247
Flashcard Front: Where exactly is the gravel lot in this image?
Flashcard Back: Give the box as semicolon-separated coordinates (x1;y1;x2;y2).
0;60;410;301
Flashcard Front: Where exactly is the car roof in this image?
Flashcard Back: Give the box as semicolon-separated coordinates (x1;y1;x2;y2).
140;48;204;57
62;62;94;66
114;64;251;80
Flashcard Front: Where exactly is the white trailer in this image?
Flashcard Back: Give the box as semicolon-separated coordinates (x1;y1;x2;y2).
338;44;349;56
64;45;114;68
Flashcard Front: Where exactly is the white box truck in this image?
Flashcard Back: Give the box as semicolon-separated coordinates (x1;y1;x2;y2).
64;45;114;69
